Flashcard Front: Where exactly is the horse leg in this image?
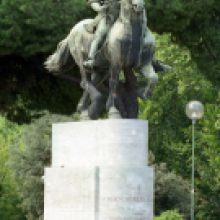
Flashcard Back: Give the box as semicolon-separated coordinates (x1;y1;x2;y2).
78;70;107;120
80;67;103;120
106;64;122;118
77;91;90;113
77;69;107;113
136;62;158;99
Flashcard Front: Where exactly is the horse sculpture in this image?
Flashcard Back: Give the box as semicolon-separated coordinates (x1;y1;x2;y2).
45;0;171;119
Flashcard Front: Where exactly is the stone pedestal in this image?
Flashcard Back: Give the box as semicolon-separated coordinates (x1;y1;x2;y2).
44;119;154;220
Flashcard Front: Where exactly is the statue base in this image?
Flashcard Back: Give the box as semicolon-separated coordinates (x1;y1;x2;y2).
44;119;154;220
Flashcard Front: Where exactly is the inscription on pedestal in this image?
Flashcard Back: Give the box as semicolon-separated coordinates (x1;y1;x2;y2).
101;196;152;202
99;167;154;220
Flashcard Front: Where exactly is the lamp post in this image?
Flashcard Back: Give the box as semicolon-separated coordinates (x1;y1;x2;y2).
186;101;204;220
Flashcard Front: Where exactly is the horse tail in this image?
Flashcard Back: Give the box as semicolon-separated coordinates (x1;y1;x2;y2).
44;38;74;75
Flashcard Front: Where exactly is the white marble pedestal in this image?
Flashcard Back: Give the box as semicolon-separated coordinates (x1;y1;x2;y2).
44;119;154;220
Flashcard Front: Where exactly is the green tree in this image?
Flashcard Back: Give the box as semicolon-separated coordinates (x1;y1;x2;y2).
0;0;88;55
0;0;89;123
149;152;190;216
183;102;220;219
0;116;26;220
139;33;217;176
0;0;219;123
146;0;220;85
139;33;220;219
8;112;79;220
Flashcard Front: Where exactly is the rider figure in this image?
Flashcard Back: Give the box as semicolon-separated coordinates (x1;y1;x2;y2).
83;0;120;68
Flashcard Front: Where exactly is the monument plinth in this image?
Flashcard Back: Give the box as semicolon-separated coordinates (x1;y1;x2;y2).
44;119;154;220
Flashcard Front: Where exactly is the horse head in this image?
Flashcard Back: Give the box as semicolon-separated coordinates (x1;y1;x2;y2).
130;0;145;14
119;0;146;22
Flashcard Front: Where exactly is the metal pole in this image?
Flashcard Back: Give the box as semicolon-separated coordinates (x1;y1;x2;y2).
191;119;196;220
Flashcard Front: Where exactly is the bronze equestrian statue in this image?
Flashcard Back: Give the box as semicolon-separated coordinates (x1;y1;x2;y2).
44;0;171;120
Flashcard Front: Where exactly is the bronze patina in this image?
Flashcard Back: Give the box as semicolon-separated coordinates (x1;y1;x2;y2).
44;0;171;120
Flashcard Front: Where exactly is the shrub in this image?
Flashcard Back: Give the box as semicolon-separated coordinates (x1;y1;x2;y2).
8;111;79;220
155;210;184;220
149;151;190;216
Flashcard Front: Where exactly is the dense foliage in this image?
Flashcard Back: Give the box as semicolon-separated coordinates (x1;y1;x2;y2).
0;0;88;123
0;0;89;55
139;33;220;219
8;112;79;220
0;117;25;219
149;152;190;216
147;0;220;86
155;210;184;220
0;0;219;123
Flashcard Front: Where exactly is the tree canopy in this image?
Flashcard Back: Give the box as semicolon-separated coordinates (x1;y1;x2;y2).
0;0;219;123
139;32;220;219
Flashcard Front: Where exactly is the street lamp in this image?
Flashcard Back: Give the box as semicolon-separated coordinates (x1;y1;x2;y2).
186;100;204;220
